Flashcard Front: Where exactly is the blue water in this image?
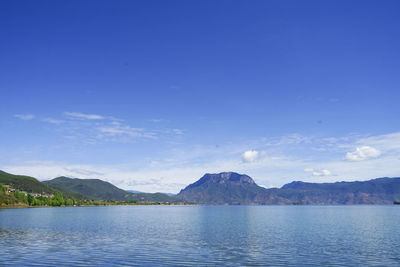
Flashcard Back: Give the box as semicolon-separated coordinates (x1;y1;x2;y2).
0;206;399;266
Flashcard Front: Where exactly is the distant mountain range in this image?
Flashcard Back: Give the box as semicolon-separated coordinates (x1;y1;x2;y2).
178;172;400;204
0;171;182;203
2;170;400;205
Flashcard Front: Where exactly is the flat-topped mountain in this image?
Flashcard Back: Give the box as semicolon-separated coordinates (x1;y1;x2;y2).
177;172;400;205
184;172;255;189
177;172;289;204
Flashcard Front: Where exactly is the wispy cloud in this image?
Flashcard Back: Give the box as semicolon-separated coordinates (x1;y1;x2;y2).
172;129;183;135
24;112;160;143
64;112;104;120
98;122;157;140
3;129;400;193
355;132;400;152
264;133;311;146
14;114;35;120
42;118;64;124
64;167;104;176
6;110;400;192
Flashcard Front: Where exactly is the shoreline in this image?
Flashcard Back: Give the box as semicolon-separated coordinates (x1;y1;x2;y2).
2;203;398;209
0;203;195;209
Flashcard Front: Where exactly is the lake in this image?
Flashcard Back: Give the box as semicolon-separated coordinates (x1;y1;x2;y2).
0;205;399;266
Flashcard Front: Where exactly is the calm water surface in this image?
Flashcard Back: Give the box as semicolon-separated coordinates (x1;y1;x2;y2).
0;205;399;266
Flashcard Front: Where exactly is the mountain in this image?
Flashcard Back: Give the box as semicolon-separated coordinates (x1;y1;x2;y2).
0;170;55;193
0;170;82;199
277;177;400;204
0;170;183;203
44;176;184;202
177;172;400;205
44;176;133;201
127;190;144;194
163;193;176;197
132;192;181;203
177;172;289;204
4;169;399;205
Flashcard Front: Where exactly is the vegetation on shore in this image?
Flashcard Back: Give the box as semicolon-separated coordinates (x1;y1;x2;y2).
0;183;190;207
0;170;185;207
0;183;137;207
44;176;182;203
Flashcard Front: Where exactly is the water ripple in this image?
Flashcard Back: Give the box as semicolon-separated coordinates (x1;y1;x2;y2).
0;206;400;266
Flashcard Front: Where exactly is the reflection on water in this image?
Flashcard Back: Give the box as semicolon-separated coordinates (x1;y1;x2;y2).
0;206;399;266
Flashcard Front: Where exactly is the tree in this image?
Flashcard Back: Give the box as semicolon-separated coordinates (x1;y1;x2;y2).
14;190;27;204
27;194;34;206
0;184;5;194
51;192;64;206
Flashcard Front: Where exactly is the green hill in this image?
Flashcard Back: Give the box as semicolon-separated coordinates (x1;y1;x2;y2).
132;192;182;203
44;176;131;201
0;170;183;204
44;176;183;203
0;170;84;199
0;170;57;194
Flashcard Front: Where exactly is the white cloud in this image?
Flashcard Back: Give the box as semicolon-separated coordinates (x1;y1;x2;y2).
40;113;158;142
242;150;267;163
64;168;104;176
4;118;400;193
3;128;400;193
304;168;332;176
98;122;156;139
172;129;184;135
14;114;35;120
356;132;400;151
345;146;381;161
64;112;104;120
42;118;63;124
313;169;332;176
265;133;311;146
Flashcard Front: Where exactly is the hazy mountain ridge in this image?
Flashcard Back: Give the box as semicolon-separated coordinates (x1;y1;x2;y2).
276;177;400;204
178;172;400;204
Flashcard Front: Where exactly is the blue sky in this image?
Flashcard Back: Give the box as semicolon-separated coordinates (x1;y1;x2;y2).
1;0;400;192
